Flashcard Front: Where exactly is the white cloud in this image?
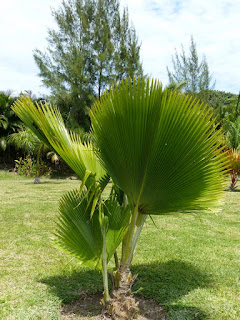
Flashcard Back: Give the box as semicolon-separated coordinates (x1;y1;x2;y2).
0;0;239;95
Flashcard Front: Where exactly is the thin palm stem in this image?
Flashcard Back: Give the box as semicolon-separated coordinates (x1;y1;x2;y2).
121;204;139;269
127;214;147;266
102;222;110;303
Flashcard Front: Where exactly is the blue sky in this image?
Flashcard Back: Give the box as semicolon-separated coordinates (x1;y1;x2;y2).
1;0;240;96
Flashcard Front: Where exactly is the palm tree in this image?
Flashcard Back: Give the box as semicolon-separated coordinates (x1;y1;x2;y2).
228;149;240;191
12;78;228;319
223;117;240;191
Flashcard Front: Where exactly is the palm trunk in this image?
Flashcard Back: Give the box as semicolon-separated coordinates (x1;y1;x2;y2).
36;144;44;178
109;207;147;320
34;144;44;184
36;149;40;178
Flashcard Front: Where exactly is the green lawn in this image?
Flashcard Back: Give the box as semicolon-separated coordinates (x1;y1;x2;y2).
0;170;240;319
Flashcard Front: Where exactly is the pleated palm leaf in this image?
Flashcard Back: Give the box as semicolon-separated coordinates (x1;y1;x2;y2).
12;96;107;188
56;189;131;269
90;77;229;268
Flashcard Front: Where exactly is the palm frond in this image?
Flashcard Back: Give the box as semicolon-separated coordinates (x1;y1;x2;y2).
90;77;229;215
7;127;43;153
11;97;51;147
103;196;131;261
55;189;103;269
12;96;106;186
54;189;131;269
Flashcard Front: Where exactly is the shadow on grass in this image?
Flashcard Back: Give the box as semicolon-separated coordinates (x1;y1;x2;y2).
40;260;211;319
225;188;240;192
40;269;103;318
132;260;212;302
40;269;103;304
132;260;211;319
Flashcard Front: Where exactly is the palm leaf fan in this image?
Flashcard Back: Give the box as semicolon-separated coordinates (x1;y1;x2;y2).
54;189;131;269
90;77;229;215
12;96;107;189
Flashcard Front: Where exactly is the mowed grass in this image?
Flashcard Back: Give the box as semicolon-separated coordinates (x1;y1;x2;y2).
0;170;240;319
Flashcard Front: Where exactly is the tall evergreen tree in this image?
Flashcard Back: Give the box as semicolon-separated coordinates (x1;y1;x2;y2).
34;0;143;131
167;36;215;94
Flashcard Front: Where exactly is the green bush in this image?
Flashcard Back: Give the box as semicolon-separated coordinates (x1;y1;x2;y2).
14;156;51;177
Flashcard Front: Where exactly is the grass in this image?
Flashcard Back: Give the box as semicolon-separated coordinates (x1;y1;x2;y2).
0;170;240;319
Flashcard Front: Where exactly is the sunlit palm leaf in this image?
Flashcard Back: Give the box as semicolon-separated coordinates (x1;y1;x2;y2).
55;189;131;269
11;96;50;147
8;127;45;153
55;189;103;269
12;96;107;187
90;77;229;215
103;197;131;260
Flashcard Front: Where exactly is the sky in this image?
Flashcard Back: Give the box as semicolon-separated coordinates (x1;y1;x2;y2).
1;0;240;96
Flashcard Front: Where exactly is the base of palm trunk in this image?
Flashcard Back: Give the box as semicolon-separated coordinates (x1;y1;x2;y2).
107;267;139;320
34;177;41;184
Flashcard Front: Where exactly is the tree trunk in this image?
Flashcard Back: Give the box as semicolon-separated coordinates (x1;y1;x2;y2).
109;266;139;320
103;209;147;319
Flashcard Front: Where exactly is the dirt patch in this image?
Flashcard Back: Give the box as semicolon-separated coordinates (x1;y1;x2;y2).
136;297;168;320
60;292;167;320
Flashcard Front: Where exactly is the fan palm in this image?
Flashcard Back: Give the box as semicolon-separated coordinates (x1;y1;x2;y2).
12;78;228;319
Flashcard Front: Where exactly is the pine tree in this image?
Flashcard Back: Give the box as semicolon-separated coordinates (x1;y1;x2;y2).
34;0;143;131
114;8;143;81
167;36;215;95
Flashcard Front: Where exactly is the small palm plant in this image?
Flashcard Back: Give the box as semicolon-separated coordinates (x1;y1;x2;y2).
223;117;240;190
12;78;228;319
8;127;47;180
228;149;240;191
8;127;59;182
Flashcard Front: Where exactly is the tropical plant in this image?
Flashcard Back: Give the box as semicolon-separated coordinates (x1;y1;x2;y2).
224;117;240;191
228;149;240;191
225;117;240;150
14;155;51;177
8;127;56;181
0;92;20;158
12;78;228;319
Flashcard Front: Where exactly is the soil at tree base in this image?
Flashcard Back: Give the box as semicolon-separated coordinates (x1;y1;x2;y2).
60;292;168;320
